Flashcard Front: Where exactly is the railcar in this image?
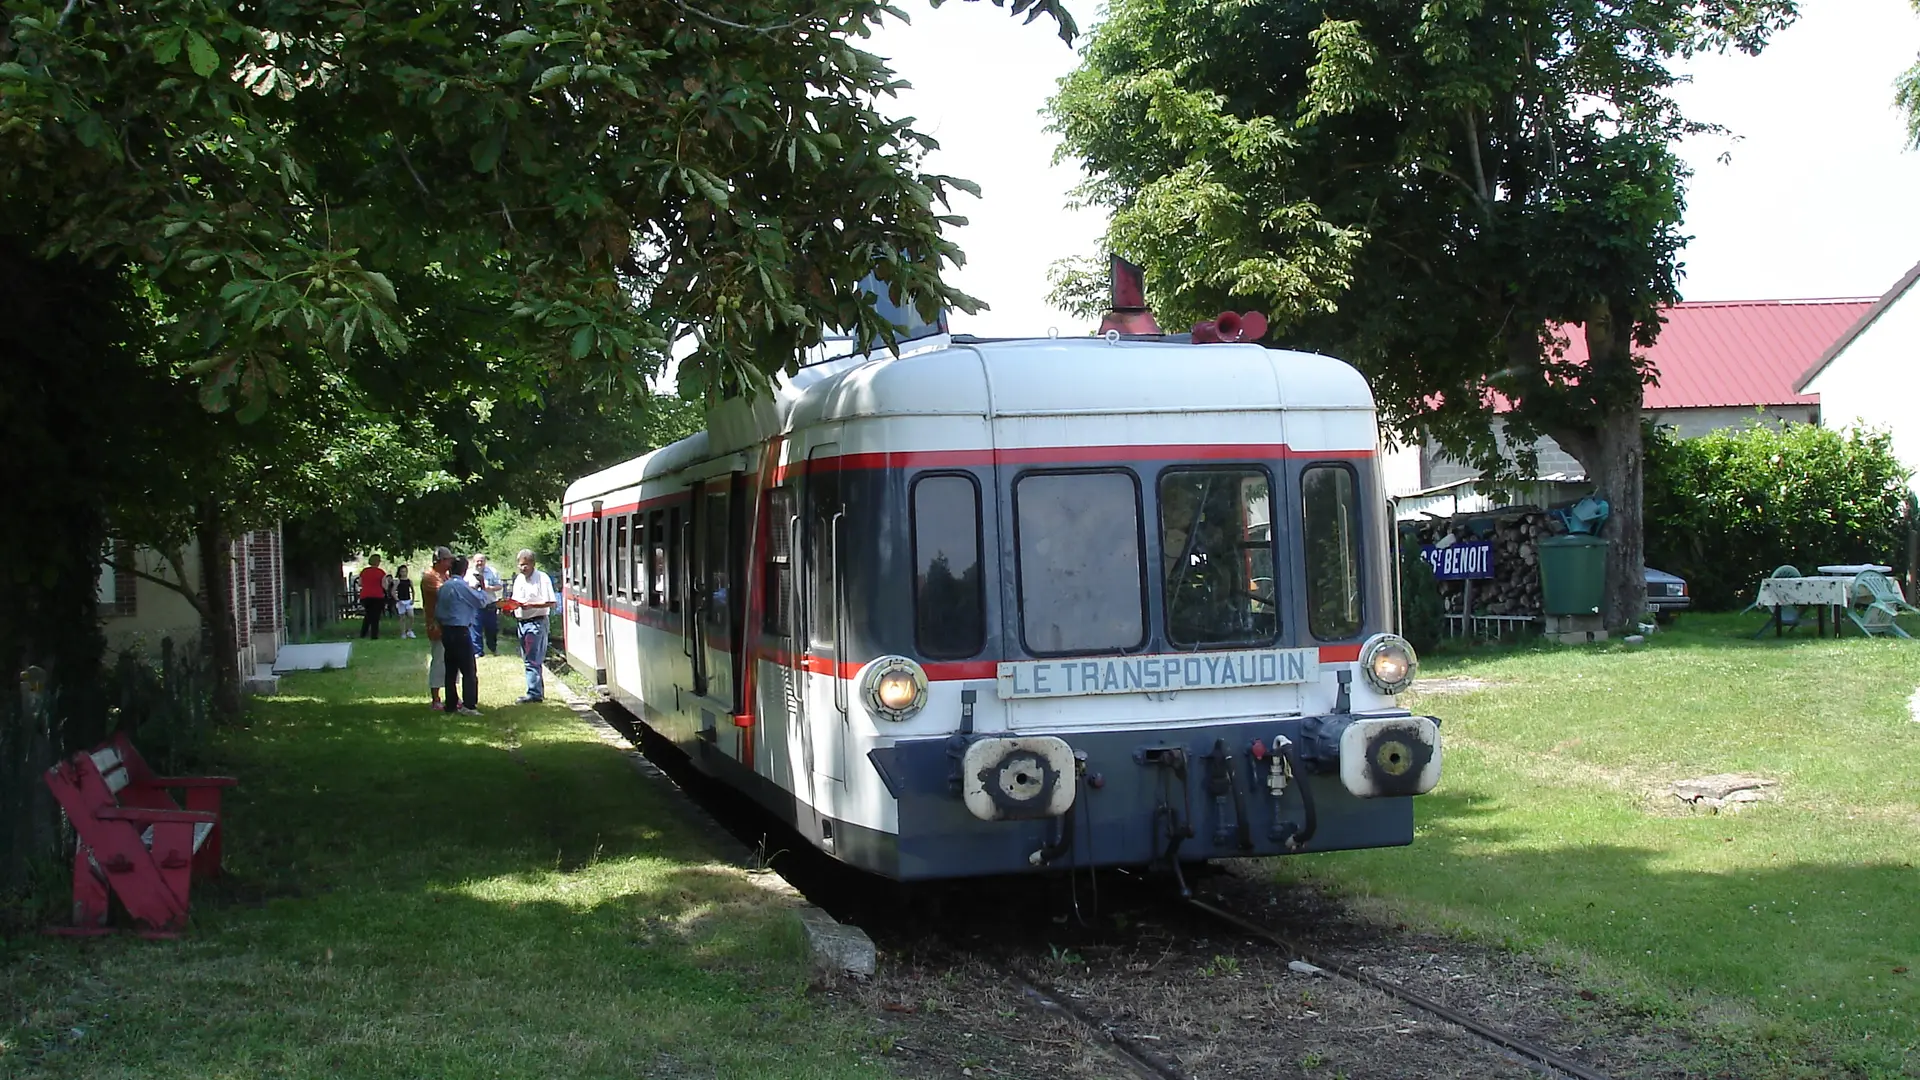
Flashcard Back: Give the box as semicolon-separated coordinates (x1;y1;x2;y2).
561;313;1441;881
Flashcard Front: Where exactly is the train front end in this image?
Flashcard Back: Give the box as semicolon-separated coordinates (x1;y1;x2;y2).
820;335;1443;880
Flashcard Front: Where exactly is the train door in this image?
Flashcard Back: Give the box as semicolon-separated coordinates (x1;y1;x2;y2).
589;500;610;682
800;444;847;787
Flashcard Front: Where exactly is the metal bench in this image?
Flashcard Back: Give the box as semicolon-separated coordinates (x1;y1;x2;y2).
42;733;237;938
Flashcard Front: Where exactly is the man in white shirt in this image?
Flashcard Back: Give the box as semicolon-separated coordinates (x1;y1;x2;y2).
509;548;558;703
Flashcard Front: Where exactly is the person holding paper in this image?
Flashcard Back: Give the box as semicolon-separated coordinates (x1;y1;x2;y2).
508;549;558;703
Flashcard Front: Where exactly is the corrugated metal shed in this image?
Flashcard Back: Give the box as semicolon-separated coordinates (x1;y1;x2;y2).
1552;299;1874;410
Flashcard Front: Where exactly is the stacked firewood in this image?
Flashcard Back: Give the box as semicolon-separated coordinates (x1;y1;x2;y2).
1408;509;1555;617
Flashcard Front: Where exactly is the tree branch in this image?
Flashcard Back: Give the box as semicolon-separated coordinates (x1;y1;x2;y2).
124;561;209;620
1462;107;1491;211
673;0;808;36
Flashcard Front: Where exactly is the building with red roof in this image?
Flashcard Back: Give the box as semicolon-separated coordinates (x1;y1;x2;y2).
1401;296;1875;495
1795;260;1920;496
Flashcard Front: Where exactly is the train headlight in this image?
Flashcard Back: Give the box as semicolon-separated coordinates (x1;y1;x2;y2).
862;656;928;721
1359;634;1418;696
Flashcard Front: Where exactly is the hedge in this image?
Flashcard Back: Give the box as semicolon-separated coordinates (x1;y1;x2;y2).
1642;421;1913;611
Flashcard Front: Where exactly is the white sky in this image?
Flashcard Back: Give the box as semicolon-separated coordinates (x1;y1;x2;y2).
868;0;1920;329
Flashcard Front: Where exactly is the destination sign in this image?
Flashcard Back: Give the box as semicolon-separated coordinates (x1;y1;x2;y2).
997;647;1320;700
1421;540;1494;581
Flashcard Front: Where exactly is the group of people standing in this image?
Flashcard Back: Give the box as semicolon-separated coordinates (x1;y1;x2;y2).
356;548;558;716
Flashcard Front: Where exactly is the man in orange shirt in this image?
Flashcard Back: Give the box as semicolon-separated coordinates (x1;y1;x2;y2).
357;555;389;639
420;546;454;710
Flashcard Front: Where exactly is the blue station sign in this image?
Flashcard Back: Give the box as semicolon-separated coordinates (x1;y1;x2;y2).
1421;540;1495;581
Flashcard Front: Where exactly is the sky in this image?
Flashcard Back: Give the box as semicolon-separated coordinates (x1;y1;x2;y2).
866;0;1920;333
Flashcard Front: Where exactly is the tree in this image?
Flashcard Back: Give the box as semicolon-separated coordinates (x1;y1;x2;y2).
1;0;1071;891
1050;0;1795;630
1899;0;1920;147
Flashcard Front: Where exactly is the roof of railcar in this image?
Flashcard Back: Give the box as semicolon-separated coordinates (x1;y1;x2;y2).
564;335;1373;505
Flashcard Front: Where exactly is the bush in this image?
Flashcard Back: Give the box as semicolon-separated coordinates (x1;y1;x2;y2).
463;502;562;573
1643;422;1913;610
1398;541;1446;654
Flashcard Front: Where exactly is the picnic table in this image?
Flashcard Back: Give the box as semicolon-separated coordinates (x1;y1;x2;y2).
1753;572;1909;638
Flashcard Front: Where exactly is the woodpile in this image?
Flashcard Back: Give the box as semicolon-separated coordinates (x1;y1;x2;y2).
1409;508;1555;618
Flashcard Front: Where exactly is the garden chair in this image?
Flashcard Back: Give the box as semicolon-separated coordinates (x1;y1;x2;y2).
1846;571;1916;638
1741;564;1802;619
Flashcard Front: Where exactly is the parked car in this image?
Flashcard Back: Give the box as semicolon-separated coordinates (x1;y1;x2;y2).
1645;566;1690;621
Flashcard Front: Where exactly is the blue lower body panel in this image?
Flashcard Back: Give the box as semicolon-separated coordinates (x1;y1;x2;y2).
864;714;1419;881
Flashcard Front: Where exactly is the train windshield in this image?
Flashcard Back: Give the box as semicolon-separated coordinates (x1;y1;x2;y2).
1158;468;1278;647
1015;471;1146;655
1302;464;1364;639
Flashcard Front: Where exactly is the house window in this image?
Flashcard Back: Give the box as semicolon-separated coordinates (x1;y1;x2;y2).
97;540;137;617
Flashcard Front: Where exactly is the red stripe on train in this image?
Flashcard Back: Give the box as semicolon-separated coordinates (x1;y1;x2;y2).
571;612;1364;681
568;443;1375;517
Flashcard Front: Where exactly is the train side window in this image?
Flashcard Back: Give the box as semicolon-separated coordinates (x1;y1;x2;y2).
614;516;630;600
764;488;795;636
703;488;731;634
667;506;683;613
1301;464;1364;640
1158;467;1277;648
1014;470;1145;655
648;510;665;607
912;473;984;658
627;513;644;603
806;468;840;650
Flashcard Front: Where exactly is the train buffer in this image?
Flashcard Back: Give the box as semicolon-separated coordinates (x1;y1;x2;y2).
42;732;236;938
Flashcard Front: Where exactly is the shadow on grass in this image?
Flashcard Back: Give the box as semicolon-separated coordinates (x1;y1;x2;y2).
0;679;878;1080
202;693;733;906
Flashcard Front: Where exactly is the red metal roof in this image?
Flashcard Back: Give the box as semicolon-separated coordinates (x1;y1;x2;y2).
1549;298;1874;410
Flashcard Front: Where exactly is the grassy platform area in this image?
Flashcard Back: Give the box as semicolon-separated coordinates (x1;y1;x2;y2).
1278;612;1920;1077
1;630;887;1079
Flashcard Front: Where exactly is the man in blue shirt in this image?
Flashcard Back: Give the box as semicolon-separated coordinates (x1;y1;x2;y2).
436;555;488;716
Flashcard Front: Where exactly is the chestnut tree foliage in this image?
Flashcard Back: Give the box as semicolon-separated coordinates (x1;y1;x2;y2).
0;0;1068;884
1049;0;1795;629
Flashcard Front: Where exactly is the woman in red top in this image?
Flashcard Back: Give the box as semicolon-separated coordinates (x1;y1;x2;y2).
358;555;390;639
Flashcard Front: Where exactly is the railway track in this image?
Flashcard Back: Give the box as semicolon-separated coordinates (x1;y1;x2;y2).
1179;895;1612;1080
578;687;1611;1080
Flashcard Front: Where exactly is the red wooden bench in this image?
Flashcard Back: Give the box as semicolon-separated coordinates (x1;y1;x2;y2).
43;732;237;938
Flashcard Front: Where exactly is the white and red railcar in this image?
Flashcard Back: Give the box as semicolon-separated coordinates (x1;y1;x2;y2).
561;329;1441;880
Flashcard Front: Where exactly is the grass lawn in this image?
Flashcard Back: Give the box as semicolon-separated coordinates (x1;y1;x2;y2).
1277;611;1920;1077
0;627;888;1079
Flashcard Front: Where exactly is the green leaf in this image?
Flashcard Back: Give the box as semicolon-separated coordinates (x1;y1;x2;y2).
0;62;29;80
531;65;572;92
470;128;504;173
498;29;542;46
570;325;595;359
186;31;219;78
362;271;397;305
185;254;221;272
150;28;184;65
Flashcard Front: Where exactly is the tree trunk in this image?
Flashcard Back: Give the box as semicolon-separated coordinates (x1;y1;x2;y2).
1549;307;1650;632
197;500;244;722
1588;405;1648;630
